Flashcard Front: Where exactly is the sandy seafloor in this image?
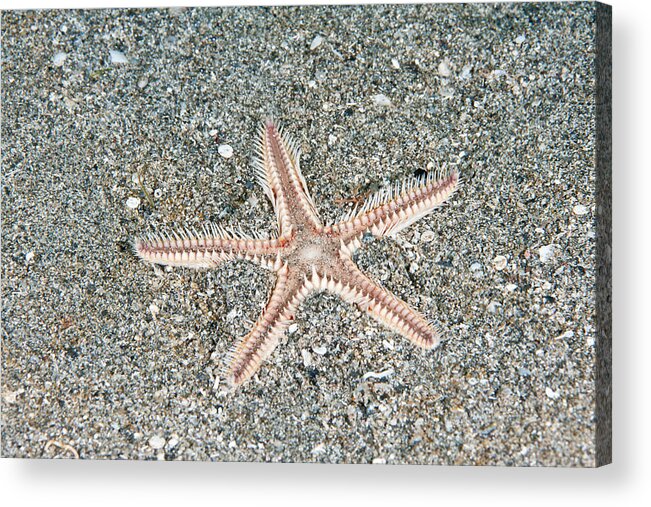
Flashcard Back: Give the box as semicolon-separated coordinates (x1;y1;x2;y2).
2;3;599;465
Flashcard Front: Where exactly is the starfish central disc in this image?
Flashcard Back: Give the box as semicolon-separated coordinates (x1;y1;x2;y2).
300;244;327;262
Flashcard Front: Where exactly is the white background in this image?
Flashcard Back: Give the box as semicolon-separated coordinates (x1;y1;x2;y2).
2;0;649;505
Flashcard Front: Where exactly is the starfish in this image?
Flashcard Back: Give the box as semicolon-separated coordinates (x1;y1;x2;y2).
135;120;459;387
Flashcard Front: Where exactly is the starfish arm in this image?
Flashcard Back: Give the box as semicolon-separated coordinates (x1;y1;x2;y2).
254;120;323;234
224;265;310;386
134;224;285;270
328;168;459;244
317;259;442;349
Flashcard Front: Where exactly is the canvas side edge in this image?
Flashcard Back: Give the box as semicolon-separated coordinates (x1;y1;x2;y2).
594;0;612;468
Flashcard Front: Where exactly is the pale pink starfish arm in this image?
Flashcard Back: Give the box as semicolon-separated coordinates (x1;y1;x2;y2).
322;259;442;349
329;169;459;243
254;120;323;235
134;225;285;270
224;264;308;386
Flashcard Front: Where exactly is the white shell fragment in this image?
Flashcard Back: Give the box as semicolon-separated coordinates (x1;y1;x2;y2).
572;204;588;216
487;301;502;314
218;144;234;159
545;387;560;400
109;50;129;64
470;261;484;278
301;349;313;368
372;94;392;107
312;345;327;355
311;443;326;455
460;64;472;80
538;244;557;263
420;230;436;243
52;52;67;67
362;368;394;380
438;60;452;77
148;435;165;449
126;196;141;209
310;34;324;50
492;255;508;271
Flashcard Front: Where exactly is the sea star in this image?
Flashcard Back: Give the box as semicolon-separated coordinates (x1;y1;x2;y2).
135;120;459;386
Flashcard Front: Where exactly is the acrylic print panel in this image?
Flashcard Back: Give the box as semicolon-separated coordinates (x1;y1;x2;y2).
1;2;611;466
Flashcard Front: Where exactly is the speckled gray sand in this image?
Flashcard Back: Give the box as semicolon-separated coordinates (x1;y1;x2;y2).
2;3;604;465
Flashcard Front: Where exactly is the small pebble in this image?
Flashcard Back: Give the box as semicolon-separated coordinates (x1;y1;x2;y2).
492;255;508;271
25;251;35;264
573;204;588;216
52;52;67;67
505;283;518;292
391;58;400;69
312;345;327;355
109;49;129;64
154;188;163;199
538;244;557;263
126;196;140;209
515;34;526;45
372;458;387;464
288;323;299;334
148;435;165;449
372;94;392;107
218;144;234;158
310;35;324;50
137;77;148;89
